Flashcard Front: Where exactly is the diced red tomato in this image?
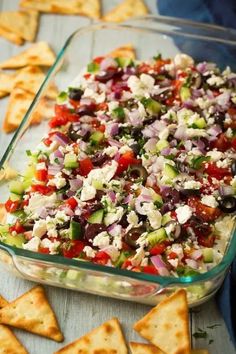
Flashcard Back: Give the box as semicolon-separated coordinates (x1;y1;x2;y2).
69;99;80;109
49;115;68;128
197;234;216;247
137;63;152;74
9;221;25;234
93;251;110;265
121;259;132;269
93;56;104;64
227;107;236;119
43;137;52;146
142;265;159;275
49;105;79;128
97;102;108;111
78;158;93;177
98;124;106;133
21;199;29;207
154;58;171;72
149;243;166;256
210;133;230;152
5;199;20;213
168;252;178;259
84;73;91;79
116;151;141;175
38;247;50;254
31;184;55;195
36;169;48;182
65;197;78;210
231;137;236;150
204;162;231;180
62;240;85;258
188;196;221;222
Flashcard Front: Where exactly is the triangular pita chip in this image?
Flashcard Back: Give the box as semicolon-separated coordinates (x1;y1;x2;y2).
134;289;191;354
0;10;39;42
108;44;136;60
0;41;55;69
0;26;24;45
54;317;128;354
191;351;209;354
13;66;45;93
0;165;18;182
0;324;28;354
130;342;165;354
20;0;100;19
103;0;148;22
0;285;63;342
0;295;8;310
0;71;19;98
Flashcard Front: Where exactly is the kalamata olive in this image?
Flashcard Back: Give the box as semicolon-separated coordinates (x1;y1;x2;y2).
96;190;106;200
23;220;34;230
130;143;140;156
91;152;108;166
86;202;103;214
57;221;70;230
69;88;83;101
180;189;201;197
119;213;129;228
218;196;236;213
95;69;117;83
231;161;236;176
214;112;225;128
68;123;80;142
144;116;157;125
128;164;148;184
161;187;180;204
189;216;212;235
124;227;145;249
85;223;107;242
130;127;143;139
77;105;96;117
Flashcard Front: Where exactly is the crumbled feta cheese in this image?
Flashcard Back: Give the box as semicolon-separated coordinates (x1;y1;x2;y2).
108;101;119;112
207;75;224;87
25;193;57;217
176;205;192;224
36;162;46;170
40;238;60;255
23;237;40;252
32;220;47;238
131;247;145;266
103;246;120;262
55;210;70;223
112;236;122;250
168;258;179;268
174;53;194;69
147;209;162;230
206;150;224;161
136;232;148;248
103;146;118;157
127;74;154;97
83;246;96;258
183;180;202;189
127;211;139;227
201;195;218;208
93;231;110;248
216;158;230;168
137;101;146;119
158;127;169;141
80;184;96;201
226;128;233;138
119;145;132;154
86;161;118;185
140;257;149;267
48;172;67;189
104;206;124;226
83;88;105;104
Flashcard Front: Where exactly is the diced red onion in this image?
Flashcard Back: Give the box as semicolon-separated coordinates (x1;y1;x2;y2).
192;139;205;153
52;132;70;146
185;258;198;269
206;89;215;100
151;255;170;276
108;139;123;148
160;147;172;156
79;141;87;152
66;190;76;197
174;125;187;140
144;138;157;153
100;57;118;71
108;190;116;203
207;124;222;137
54;149;64;158
63;206;74;217
184;140;192;151
80;97;94;106
135;193;153;215
216;91;230;107
128;110;142;126
24;231;33;240
39;207;48;219
152;86;171;96
146;174;156;187
123;194;132;204
69;178;83;191
190;249;202;260
219;185;233;196
48;164;62;175
192;88;204;98
108;223;122;237
196;62;216;74
106;122;119;137
182;100;195;109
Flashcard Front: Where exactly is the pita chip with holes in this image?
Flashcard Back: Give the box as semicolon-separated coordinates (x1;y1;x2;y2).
134;289;191;354
0;10;39;42
19;0;101;19
0;41;55;69
0;165;18;182
0;26;24;45
54;317;128;354
0;285;63;342
103;0;148;23
108;44;136;60
0;325;29;354
130;342;165;354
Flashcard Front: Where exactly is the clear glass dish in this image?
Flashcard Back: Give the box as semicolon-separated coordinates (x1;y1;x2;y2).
1;16;236;306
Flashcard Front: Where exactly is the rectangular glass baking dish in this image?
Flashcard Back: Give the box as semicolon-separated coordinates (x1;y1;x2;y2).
1;15;236;307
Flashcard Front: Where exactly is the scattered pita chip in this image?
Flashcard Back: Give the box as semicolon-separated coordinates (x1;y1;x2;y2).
0;10;39;42
54;317;128;354
130;342;164;354
0;295;8;310
134;289;190;354
0;204;7;225
103;0;148;23
31;96;56;124
108;44;136;60
0;165;18;182
0;26;24;45
0;285;63;342
0;71;18;98
20;0;101;19
0;41;55;69
191;351;209;354
13;66;45;93
0;325;28;354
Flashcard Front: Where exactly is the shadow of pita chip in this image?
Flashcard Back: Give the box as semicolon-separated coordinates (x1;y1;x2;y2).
130;342;165;354
19;0;100;19
103;0;148;22
54;317;128;354
0;285;63;342
134;289;191;354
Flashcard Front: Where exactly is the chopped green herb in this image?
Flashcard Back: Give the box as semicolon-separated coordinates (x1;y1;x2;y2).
57;91;68;103
54;158;60;164
153;53;162;61
87;62;100;73
208;339;214;345
112;106;125;120
191;156;210;170
193;329;208;339
26;150;32;156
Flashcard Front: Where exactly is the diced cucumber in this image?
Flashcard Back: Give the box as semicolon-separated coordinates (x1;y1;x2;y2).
147;228;167;247
114;251;130;268
180;86;191;101
151;191;163;208
0;225;9;236
69;220;82;240
192;117;207;129
92;179;103;190
10;193;22;202
202;248;213;263
22;179;32;190
141;97;161;115
64;153;78;169
115;57;133;68
66;269;81;281
88;209;104;224
23;164;36;180
162;213;172;226
156;139;169;152
9;181;24;195
4;233;26;248
163;163;179;178
89;131;104;146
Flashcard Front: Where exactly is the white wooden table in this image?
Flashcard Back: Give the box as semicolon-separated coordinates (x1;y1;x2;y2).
0;1;235;353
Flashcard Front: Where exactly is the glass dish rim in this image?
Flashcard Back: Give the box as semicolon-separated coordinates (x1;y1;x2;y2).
1;15;236;287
